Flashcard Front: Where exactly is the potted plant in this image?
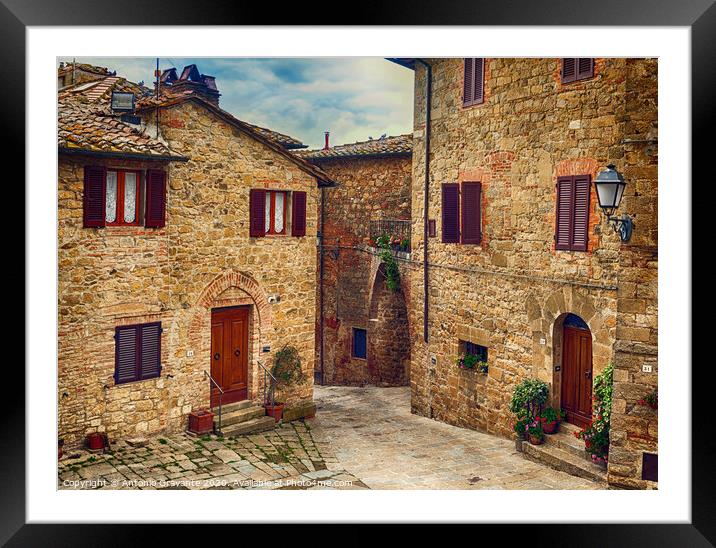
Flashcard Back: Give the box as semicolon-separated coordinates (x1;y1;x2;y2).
265;345;305;422
540;407;560;434
509;378;548;428
457;353;489;374
637;389;658;410
526;419;545;445
575;363;613;469
513;412;529;440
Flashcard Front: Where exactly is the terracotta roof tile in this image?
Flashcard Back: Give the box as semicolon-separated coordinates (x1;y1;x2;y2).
296;134;412;160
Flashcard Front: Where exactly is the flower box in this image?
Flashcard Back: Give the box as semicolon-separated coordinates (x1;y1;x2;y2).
188;410;215;435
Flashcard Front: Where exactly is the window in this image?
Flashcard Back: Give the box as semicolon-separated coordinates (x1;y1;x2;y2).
83;166;166;228
114;322;162;384
463;58;485;106
441;182;482;245
106;170;140;225
264;190;288;235
465;341;488;363
249;189;306;238
555;175;591;252
352;328;367;359
561;58;594;84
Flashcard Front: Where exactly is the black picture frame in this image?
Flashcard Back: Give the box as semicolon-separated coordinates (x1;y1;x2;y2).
8;0;709;544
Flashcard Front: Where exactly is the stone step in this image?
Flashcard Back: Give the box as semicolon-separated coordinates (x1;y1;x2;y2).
220;416;276;437
213;405;265;427
212;400;253;415
544;424;590;461
521;440;607;484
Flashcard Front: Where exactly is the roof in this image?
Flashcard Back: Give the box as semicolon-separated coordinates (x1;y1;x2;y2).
58;77;186;161
58;62;116;77
245;123;307;150
296;134;412;161
134;92;334;186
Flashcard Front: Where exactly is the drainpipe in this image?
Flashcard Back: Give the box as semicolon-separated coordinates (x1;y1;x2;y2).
318;187;326;385
415;59;432;343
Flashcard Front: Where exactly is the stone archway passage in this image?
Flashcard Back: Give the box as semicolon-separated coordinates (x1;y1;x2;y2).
367;263;410;386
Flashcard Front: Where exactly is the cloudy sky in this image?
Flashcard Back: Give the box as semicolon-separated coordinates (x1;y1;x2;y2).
58;57;414;149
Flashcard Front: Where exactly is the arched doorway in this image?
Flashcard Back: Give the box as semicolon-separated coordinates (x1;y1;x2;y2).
560;313;593;428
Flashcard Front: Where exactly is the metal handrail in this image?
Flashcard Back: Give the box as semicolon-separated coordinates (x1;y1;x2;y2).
204;370;224;434
257;360;277;409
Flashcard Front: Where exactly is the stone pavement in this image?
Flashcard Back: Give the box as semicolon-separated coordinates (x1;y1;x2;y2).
59;386;604;490
310;386;605;489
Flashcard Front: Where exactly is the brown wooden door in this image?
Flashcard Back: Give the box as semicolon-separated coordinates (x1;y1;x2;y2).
210;306;249;407
561;325;593;428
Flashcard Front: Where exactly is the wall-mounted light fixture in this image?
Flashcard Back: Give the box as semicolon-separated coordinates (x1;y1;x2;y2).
594;164;633;242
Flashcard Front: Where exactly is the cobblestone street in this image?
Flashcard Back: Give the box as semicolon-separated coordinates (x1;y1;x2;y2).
59;386;604;490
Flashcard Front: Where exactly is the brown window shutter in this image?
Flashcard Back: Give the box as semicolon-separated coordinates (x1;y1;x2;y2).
441;183;460;243
145;169;167;228
555;176;574;250
291;191;307;237
461;182;482;244
561;58;576;83
139;322;162;380
577;58;594;80
571;175;591;251
463;58;474;106
473;58;485;104
249;189;266;237
83;165;106;227
115;326;139;384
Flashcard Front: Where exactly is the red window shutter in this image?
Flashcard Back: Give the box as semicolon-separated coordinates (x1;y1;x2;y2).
463;58;474;106
249;189;266;237
561;58;576;83
555;176;574;250
291;191;307;237
577;58;594;80
571;175;591;251
441;183;460;243
473;58;484;105
461;182;482;244
145;169;167;228
83;166;106;227
139;322;162;380
115;326;139;384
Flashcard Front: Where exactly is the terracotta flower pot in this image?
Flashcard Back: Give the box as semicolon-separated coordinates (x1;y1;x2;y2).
542;420;559;434
86;432;105;450
265;403;285;422
528;434;544;445
188;410;215;435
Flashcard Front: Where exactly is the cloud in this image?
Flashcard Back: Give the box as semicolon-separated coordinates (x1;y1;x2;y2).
58;57;414;148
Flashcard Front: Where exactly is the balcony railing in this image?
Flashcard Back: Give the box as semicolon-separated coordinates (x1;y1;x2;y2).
369;218;411;253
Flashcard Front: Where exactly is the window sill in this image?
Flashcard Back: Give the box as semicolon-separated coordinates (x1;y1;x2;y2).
113;375;161;387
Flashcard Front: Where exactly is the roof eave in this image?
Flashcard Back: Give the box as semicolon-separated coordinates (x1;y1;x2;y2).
385;58;417;70
305;151;412;162
58;147;189;163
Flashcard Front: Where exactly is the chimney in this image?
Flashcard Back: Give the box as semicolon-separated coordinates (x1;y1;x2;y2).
169;64;221;107
323;131;330;150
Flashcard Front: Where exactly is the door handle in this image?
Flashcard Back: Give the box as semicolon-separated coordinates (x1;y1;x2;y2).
585;370;592;379
234;349;241;357
214;353;220;360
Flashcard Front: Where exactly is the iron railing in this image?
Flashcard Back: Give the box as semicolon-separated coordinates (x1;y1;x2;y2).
258;360;278;409
204;370;224;435
369;218;411;252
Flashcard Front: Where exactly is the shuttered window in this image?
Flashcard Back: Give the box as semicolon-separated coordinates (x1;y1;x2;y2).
561;58;594;83
291;191;307;237
249;189;266;237
441;183;460;243
83;166;167;228
461;182;482;244
145;169;167;228
463;58;485;106
555;175;591;252
114;322;162;384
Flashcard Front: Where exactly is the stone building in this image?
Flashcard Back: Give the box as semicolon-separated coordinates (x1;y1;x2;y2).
392;58;658;489
297;135;413;386
57;65;334;447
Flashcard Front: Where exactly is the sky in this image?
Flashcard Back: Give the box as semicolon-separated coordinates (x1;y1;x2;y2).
58;57;415;149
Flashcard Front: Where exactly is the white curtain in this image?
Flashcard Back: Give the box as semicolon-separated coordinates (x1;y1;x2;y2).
123;172;136;223
105;171;117;223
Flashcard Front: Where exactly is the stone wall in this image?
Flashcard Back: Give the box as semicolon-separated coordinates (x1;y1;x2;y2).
407;58;657;486
58;100;319;447
313;156;412;385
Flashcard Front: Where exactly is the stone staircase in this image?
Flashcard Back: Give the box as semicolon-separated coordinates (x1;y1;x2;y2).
212;400;275;437
520;422;608;483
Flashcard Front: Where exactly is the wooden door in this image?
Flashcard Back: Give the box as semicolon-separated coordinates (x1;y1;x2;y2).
210;306;249;407
561;325;593;428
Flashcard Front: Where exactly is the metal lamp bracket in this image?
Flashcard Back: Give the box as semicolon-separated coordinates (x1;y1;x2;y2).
607;214;633;242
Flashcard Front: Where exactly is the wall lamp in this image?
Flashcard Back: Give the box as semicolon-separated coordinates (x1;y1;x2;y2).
594;164;633;242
